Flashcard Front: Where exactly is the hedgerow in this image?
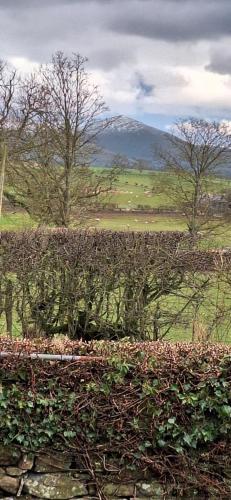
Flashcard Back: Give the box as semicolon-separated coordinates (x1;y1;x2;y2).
0;229;191;340
1;229;231;341
0;339;230;496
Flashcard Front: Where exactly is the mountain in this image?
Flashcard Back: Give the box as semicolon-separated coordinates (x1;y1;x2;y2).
94;115;175;168
94;115;231;177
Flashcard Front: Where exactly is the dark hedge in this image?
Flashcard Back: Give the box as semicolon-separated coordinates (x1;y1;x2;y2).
1;229;231;341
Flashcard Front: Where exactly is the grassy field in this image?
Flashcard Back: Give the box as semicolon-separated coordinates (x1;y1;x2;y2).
2;169;231;249
0;213;34;231
90;213;231;248
3;210;231;249
106;169;231;210
91;212;186;231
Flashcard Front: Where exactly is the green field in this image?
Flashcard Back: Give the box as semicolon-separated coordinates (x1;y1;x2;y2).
106;169;231;209
0;212;34;231
2;210;231;250
90;213;231;249
2;170;231;249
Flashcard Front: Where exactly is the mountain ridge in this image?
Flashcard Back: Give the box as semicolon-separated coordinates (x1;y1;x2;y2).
95;115;175;168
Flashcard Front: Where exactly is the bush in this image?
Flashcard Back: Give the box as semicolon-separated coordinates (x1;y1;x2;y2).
1;229;231;341
0;229;190;339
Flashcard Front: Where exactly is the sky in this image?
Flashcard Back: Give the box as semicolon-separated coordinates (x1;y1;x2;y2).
1;0;231;130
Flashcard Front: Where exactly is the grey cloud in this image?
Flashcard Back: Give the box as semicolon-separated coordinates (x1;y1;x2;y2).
0;1;104;61
206;47;231;75
90;48;136;71
0;0;230;64
108;0;231;42
0;0;231;124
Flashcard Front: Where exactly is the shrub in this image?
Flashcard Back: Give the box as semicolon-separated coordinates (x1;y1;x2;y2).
1;229;231;341
0;229;190;339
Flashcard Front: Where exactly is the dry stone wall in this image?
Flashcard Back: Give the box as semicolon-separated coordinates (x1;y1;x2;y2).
0;443;207;499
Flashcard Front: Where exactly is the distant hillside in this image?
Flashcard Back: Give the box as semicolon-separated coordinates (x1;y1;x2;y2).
94;115;176;168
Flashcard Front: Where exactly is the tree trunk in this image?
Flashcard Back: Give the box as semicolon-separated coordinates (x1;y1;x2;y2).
0;143;7;217
5;280;13;338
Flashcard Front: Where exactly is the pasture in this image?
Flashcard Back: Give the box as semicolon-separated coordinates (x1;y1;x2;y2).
105;169;231;210
2;169;231;248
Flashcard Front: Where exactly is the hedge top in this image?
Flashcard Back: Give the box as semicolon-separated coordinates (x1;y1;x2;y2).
1;228;231;273
0;337;230;365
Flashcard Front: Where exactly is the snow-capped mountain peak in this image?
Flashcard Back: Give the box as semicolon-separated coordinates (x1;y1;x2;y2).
108;115;146;133
96;114;174;167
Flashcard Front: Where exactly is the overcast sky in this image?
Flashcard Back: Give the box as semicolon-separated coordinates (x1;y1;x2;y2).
1;0;231;130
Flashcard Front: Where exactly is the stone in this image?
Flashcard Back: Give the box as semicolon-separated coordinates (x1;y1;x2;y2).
102;482;135;497
4;497;34;500
4;497;35;500
0;445;21;466
6;466;24;476
179;490;201;498
86;481;96;496
180;497;205;500
73;473;91;481
136;480;165;497
34;452;72;472
24;472;88;499
1;497;15;500
0;474;20;494
19;453;34;470
224;467;231;480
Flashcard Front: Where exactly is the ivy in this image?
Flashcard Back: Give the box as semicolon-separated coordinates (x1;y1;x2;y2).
0;341;230;499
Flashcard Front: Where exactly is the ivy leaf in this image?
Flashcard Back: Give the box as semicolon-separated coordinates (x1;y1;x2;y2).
220;405;231;417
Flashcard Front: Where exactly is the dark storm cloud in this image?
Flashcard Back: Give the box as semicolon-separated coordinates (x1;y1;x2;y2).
0;0;230;64
109;0;231;42
206;48;231;75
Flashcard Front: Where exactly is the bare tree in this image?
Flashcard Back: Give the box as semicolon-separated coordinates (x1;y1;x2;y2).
160;118;231;238
133;158;151;173
111;153;130;170
0;61;17;216
0;60;16;131
8;52;118;226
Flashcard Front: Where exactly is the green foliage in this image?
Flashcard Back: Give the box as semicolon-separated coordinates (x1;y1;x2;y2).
0;342;230;463
0;382;77;449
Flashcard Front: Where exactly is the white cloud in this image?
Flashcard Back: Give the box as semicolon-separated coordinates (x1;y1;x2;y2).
1;0;231;126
